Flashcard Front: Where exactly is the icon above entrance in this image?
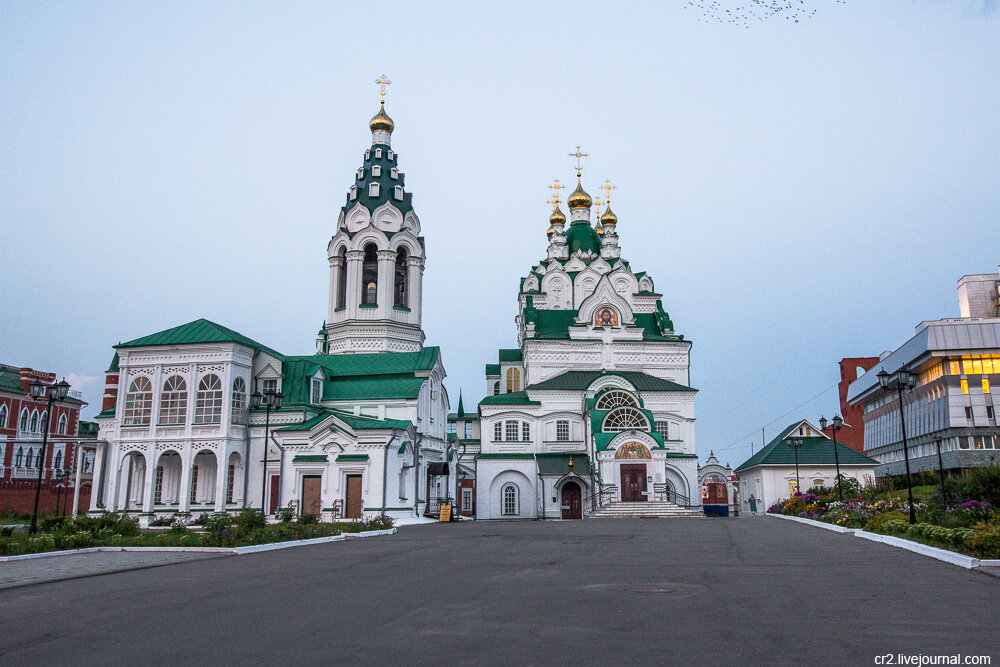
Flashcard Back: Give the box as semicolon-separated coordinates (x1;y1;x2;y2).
615;442;651;459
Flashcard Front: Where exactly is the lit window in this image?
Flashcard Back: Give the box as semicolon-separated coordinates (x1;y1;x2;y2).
595;390;639;410
311;377;323;405
502;483;518;515
949;360;960;375
602;407;649;432
231;378;247;424
123;377;153;426
368;182;380;197
556;420;569;441
963;359;973;375
505;420;519;442
984;358;995;374
159;375;187;425
983;378;991;394
194;374;223;424
961;379;969;394
506;368;520;393
493;422;502;441
654;421;670;439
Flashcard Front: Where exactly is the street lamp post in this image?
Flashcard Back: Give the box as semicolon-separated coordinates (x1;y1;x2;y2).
877;368;918;524
251;388;284;516
28;378;71;533
787;437;804;494
819;415;845;502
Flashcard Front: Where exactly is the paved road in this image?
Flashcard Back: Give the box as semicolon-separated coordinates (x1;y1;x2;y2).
0;518;997;665
0;551;228;590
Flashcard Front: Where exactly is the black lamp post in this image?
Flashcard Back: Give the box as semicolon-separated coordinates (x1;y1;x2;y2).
877;367;918;524
819;414;845;502
251;388;284;515
28;377;71;533
787;437;804;494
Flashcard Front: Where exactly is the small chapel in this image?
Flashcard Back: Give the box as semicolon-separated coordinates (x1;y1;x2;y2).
89;83;452;525
463;152;701;519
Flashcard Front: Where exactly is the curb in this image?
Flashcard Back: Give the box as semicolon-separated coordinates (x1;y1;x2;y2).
343;528;397;539
766;513;855;534
234;535;346;554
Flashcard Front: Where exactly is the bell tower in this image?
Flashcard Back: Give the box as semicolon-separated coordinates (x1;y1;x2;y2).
323;77;425;354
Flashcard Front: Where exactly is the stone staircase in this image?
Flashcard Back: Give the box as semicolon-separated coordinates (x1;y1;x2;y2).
586;500;703;519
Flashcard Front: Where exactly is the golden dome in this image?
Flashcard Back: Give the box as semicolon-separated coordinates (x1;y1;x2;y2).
546;227;554;237
595;223;604;236
370;103;394;133
567;178;592;210
600;205;618;226
549;205;566;226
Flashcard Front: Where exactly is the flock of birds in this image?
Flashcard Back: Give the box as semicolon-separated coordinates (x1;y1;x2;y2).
685;0;847;28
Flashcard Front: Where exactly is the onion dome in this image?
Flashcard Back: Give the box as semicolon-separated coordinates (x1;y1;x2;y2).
566;220;601;255
600;205;618;227
549;204;566;226
370;103;394;133
595;222;604;236
567;178;592;210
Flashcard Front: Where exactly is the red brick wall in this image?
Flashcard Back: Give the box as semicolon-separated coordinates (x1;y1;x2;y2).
0;481;92;516
823;357;880;453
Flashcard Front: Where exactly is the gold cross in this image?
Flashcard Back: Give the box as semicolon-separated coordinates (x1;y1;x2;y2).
600;179;616;204
548;179;564;203
592;195;604;215
567;145;589;175
375;74;392;103
546;193;561;209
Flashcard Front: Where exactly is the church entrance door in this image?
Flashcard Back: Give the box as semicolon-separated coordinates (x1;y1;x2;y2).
301;475;322;517
345;474;363;518
621;464;647;502
561;481;582;519
268;474;280;515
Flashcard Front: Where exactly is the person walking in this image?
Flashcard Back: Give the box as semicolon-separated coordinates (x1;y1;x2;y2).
748;494;758;516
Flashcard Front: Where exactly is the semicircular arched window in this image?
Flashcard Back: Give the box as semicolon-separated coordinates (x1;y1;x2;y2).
57;413;68;435
231;377;247;424
595;389;638;410
123;377;153;426
502;483;519;516
602;407;649;433
194;374;223;425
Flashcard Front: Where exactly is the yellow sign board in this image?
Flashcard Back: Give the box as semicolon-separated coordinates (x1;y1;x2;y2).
439;504;452;522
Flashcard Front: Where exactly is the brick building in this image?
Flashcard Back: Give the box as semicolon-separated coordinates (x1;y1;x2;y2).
0;363;98;515
822;357;881;453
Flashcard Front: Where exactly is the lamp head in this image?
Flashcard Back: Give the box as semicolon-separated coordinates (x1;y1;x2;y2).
53;378;70;400
250;390;263;409
832;414;844;429
272;391;285;410
819;416;828;431
877;369;891;390
901;369;918;389
29;380;45;399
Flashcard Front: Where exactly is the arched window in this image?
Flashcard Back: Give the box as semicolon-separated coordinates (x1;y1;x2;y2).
493;381;500;396
195;374;223;424
19;408;28;432
506;368;520;393
595;390;638;410
159;376;187;425
39;411;47;433
394;248;408;307
502;483;519;516
336;247;347;309
14;447;23;467
54;450;63;469
362;243;378;305
0;404;7;429
123;377;153;426
231;377;247;424
602;407;650;432
33;449;43;468
57;414;68;435
30;410;39;433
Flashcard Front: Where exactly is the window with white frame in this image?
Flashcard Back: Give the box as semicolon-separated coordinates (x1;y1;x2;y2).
502;483;518;516
57;413;68;435
0;404;7;429
654;421;669;439
357;167;364;179
462;488;472;512
311;377;323;405
19;408;28;432
190;465;199;503
390;167;398;179
369;182;380;197
30;410;40;433
387;149;393;160
447;421;456;435
602;407;649;432
394;185;403;201
159;375;187;425
260;378;278;395
465;422;472;438
521;422;530;442
494;422;502;441
349;185;358;200
154;465;164;503
14;446;24;467
123;377;153;426
53;449;63;469
194;374;223;424
371;165;381;177
364;149;371;160
375;148;382;158
595;390;638;410
231;377;247;424
556;420;569;441
505;420;519;441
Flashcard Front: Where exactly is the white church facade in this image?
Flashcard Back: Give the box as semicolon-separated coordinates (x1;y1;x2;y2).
89;95;452;525
469;163;700;519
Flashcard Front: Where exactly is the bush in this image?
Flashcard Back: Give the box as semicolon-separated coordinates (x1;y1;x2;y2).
964;465;1000;507
864;511;909;533
278;508;295;523
149;515;175;527
297;513;318;525
965;522;1000;559
236;509;266;531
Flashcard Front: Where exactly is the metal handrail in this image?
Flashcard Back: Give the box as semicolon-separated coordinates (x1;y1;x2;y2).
583;486;615;509
652;483;691;507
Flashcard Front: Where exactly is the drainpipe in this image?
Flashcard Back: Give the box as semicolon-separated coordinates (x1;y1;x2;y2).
382;428;399;520
413;433;422;517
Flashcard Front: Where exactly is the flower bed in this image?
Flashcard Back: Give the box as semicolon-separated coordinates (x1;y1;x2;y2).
0;510;396;556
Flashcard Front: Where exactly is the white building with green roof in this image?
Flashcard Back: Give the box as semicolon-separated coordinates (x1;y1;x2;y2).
471;169;700;519
90;97;450;525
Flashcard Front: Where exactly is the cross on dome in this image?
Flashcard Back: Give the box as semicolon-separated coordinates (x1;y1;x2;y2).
375;74;391;103
549;179;565;203
600;179;616;204
567;145;589;176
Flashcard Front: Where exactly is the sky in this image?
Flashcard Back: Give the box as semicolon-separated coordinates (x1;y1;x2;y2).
1;1;997;467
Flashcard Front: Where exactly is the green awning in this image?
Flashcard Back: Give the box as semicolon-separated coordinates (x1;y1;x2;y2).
336;454;369;462
536;453;591;475
292;455;328;463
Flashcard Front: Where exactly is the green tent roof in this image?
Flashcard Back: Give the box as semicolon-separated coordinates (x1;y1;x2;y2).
535;453;591;475
340;142;413;217
735;424;878;472
0;370;22;393
107;353;119;373
478;391;540;406
116;318;284;359
528;370;695;393
485;364;500;376
498;349;523;362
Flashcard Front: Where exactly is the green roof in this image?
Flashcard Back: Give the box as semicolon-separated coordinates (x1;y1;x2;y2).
478;391;540;406
276;410;410;433
107;353;119;373
735;424;878;472
340;142;413;218
96;407;116;419
0;370;22;393
336;454;369;462
528;371;695;393
566;221;601;256
485;364;500;376
536;453;591;475
116;318;284;359
292;455;328;463
498;349;523;362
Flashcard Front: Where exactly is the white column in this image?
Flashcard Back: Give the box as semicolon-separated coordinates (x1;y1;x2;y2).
72;444;83;516
345;250;364;319
93;443;110;512
141;449;156;514
328;255;345;322
408;256;424;325
178;444;192;513
213;450;227;512
377;249;395;315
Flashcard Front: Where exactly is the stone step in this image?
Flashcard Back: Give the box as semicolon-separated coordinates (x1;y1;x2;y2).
586;501;702;519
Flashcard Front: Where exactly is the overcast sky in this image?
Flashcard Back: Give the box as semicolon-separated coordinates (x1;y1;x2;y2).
2;1;997;466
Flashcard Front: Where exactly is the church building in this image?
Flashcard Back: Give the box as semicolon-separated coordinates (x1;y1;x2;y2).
89;85;451;525
470;154;700;519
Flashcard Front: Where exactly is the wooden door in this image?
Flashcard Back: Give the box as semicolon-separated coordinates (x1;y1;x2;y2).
268;474;280;514
621;464;647;502
345;474;363;519
561;482;582;519
302;475;322;517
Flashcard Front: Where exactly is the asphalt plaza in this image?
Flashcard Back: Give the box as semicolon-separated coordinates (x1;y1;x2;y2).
1;517;997;665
